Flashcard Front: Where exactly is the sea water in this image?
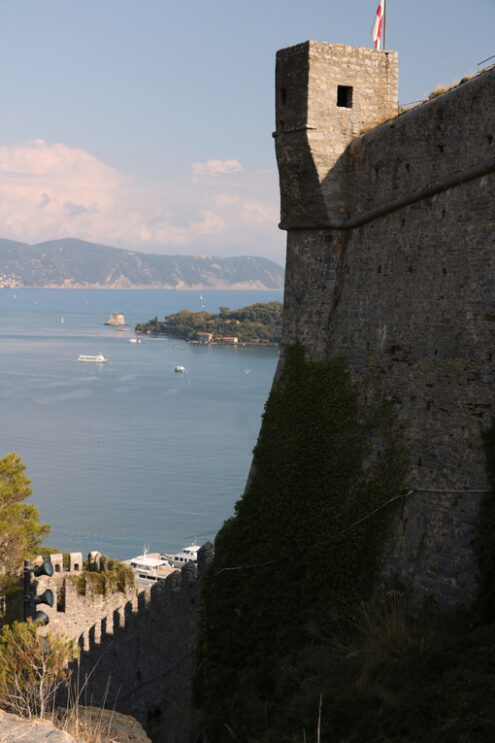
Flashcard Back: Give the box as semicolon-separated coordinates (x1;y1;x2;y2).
0;289;281;559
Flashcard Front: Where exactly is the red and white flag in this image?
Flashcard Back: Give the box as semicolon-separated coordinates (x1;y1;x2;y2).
371;0;385;49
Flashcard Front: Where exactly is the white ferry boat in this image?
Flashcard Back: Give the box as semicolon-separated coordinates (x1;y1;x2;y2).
125;551;177;585
175;365;185;373
77;353;108;363
128;337;141;343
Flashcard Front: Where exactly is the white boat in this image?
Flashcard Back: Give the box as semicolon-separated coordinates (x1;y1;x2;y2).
124;551;177;585
78;353;108;363
128;337;141;343
163;541;200;567
175;365;185;373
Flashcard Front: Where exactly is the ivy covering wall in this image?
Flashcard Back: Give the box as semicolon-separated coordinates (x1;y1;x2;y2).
195;343;406;741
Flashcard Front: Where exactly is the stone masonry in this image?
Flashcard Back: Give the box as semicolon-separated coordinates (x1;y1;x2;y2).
61;545;213;743
32;545;214;743
38;572;136;643
27;544;211;742
275;42;398;229
275;40;495;607
35;552;135;642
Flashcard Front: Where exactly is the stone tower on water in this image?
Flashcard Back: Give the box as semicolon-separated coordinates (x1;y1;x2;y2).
274;40;495;607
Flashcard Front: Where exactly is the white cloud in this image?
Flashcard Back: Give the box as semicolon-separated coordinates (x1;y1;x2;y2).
242;200;279;223
0;140;285;261
214;193;240;208
191;158;244;178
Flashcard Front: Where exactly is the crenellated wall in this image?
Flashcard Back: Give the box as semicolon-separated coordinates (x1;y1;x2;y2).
35;551;135;642
276;41;495;608
58;544;213;743
38;574;136;641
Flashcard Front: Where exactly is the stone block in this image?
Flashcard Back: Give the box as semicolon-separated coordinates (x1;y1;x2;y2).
88;551;101;571
69;552;83;572
50;553;64;574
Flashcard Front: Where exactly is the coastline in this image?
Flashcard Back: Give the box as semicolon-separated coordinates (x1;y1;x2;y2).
136;330;280;347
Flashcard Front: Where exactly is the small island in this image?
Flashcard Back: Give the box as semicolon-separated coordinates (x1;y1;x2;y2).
105;312;126;326
135;301;283;345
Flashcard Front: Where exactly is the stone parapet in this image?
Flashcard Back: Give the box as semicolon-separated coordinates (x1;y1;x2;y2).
57;543;214;743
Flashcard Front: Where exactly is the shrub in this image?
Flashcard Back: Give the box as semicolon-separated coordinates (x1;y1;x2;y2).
67;573;87;595
0;620;74;719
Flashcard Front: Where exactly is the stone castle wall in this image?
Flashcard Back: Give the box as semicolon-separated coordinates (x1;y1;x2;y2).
38;572;136;642
276;41;495;607
28;548;209;742
57;545;213;743
34;552;136;642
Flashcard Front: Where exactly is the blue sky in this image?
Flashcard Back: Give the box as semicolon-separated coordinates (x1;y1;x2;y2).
0;0;493;264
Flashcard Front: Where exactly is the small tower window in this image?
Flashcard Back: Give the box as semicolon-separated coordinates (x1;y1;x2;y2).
337;85;353;108
280;87;287;105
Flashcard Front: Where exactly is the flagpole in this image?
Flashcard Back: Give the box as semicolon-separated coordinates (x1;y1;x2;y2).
383;0;387;50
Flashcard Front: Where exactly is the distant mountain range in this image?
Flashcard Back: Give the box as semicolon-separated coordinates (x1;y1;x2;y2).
0;238;285;290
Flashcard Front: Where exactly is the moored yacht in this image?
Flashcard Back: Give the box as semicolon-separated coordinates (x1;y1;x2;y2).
125;551;178;585
78;353;108;363
163;541;200;567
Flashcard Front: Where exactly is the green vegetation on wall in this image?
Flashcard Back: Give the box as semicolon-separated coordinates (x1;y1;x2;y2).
135;301;283;344
67;556;134;596
195;343;406;741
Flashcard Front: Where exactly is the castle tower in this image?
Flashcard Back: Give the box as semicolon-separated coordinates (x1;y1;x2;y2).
275;41;398;229
274;38;495;608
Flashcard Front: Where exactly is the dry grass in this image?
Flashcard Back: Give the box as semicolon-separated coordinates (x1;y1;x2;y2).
428;84;449;100
51;663;122;743
399;74;476;114
341;591;433;701
55;705;118;743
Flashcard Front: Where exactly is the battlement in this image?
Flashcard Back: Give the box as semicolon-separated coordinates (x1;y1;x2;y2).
60;543;214;740
35;550;136;641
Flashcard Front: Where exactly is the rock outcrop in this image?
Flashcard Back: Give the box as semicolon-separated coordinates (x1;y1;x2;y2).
0;707;151;743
